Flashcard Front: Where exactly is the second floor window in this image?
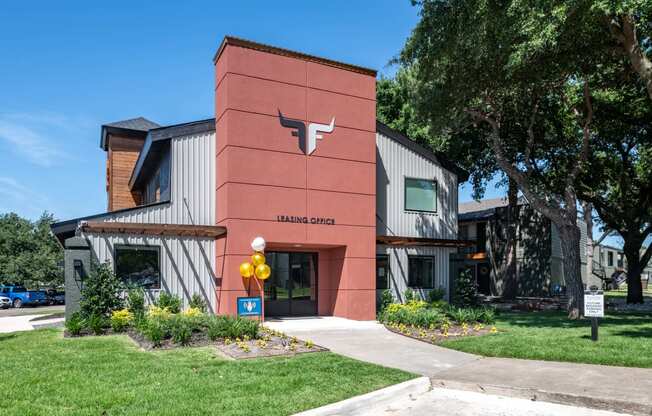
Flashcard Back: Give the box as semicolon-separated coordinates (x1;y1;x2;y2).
404;178;437;213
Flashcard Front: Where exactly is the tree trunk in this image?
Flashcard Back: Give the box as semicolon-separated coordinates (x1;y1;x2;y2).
558;224;584;318
502;178;519;299
582;201;594;287
623;239;644;304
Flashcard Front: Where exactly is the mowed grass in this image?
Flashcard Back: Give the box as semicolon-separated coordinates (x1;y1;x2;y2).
440;311;652;368
0;329;414;416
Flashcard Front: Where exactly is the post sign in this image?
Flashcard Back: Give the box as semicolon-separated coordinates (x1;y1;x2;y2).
237;296;262;317
584;290;604;318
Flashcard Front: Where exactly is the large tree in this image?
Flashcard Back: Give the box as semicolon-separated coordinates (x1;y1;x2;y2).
0;212;63;288
400;0;616;317
578;80;652;303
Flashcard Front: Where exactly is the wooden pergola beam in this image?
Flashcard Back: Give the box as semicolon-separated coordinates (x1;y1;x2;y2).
376;235;474;248
81;221;227;239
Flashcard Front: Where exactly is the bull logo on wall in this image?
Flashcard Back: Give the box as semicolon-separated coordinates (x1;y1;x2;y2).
278;110;335;155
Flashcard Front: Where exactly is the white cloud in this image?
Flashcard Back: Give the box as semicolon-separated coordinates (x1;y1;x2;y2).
0;112;82;167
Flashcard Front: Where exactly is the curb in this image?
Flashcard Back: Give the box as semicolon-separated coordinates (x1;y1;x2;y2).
293;376;431;416
431;378;652;416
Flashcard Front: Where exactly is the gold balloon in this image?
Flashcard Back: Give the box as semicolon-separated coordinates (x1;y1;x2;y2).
239;262;254;278
255;263;271;280
251;252;266;267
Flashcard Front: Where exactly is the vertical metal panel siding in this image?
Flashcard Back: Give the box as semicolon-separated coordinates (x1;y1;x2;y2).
376;132;458;239
106;132;216;226
83;233;216;310
375;131;459;300
376;245;455;301
83;131;217;310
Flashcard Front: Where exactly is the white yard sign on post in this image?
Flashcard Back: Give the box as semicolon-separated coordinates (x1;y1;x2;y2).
584;290;604;318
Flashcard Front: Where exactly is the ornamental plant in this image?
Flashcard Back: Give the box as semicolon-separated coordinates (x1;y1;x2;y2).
189;294;207;313
181;307;202;318
110;309;134;333
65;312;84;336
454;268;477;307
80;262;123;318
147;305;172;320
156;292;181;314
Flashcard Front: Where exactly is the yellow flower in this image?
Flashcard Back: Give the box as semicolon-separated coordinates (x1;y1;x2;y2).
147;305;171;319
490;326;498;333
181;307;202;317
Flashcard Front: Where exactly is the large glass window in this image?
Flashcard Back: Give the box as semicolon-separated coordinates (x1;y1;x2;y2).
408;256;435;289
115;245;161;289
404;178;437;213
376;255;390;290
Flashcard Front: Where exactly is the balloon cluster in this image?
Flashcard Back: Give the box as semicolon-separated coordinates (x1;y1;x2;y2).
239;236;271;281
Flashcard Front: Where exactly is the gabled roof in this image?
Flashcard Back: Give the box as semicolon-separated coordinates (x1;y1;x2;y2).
376;121;469;182
100;117;160;150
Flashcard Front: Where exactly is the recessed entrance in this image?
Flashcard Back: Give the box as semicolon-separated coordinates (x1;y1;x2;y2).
264;252;318;316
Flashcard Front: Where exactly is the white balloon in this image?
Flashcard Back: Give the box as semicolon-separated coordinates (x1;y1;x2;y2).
251;236;266;252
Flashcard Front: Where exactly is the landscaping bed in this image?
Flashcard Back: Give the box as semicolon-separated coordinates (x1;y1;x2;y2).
384;321;496;345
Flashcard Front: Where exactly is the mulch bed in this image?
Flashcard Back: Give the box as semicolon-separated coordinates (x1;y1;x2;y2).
384;323;496;345
64;327;327;359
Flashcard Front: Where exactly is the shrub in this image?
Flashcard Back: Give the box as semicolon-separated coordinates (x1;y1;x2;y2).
181;307;202;318
87;313;106;335
80;262;123;318
169;315;192;345
126;288;146;319
380;306;445;328
156;292;181;313
189;294;207;313
479;306;496;324
110;309;134;332
147;305;172;320
403;288;418;302
446;307;473;325
454;268;477;307
378;289;394;313
144;317;166;347
205;315;259;340
427;287;446;303
65;312;84;336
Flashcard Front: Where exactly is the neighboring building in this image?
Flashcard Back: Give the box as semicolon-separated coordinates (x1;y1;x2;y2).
455;198;587;297
592;244;652;289
51;36;468;320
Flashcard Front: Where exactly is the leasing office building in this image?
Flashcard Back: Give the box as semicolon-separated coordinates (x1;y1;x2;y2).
52;37;468;320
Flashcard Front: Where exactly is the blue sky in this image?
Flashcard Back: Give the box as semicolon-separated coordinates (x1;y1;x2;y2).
0;1;541;229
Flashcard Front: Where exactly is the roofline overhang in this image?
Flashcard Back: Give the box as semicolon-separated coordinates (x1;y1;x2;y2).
213;36;377;77
100;125;149;151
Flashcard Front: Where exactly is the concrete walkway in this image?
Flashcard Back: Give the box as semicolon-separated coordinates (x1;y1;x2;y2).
265;317;479;376
0;314;64;333
268;317;652;415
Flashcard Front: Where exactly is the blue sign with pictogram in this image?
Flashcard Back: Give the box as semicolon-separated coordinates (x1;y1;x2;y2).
237;296;262;317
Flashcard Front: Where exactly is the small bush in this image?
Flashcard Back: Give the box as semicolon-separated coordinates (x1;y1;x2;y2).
403;288;418;302
127;288;146;319
156;292;181;313
379;304;445;328
80;262;124;318
378;289;394;313
169;315;192;345
427;287;446;303
479;306;496;324
147;305;172;320
181;307;202;318
65;312;84;336
144;317;166;347
454;268;477;307
206;316;229;341
205;315;259;340
189;294;207;313
110;309;134;333
87;313;106;335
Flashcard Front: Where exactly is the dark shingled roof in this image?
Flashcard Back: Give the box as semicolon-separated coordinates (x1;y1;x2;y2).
104;117;160;131
100;117;160;150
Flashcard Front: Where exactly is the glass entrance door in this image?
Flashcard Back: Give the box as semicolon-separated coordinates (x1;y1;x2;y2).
264;252;318;316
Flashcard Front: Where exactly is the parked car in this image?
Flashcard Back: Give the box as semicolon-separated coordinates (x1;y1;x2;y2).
45;289;65;305
0;285;48;308
0;296;10;309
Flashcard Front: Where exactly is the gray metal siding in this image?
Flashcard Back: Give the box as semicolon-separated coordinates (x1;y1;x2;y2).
84;233;216;310
82;131;217;310
377;245;455;302
376;132;458;240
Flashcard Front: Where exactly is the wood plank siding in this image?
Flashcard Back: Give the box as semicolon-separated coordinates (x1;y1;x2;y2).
107;135;145;211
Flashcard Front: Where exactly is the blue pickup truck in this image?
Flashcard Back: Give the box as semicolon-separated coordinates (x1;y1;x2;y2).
0;285;48;308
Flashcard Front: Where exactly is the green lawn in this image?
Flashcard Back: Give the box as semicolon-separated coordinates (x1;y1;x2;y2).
1;329;413;416
440;311;652;368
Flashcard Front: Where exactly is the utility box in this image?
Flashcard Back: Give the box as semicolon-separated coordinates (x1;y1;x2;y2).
64;237;91;320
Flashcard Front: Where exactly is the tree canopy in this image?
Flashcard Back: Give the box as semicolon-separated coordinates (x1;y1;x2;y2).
0;212;63;288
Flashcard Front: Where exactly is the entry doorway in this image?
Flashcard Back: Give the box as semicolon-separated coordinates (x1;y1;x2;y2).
264;252;318;316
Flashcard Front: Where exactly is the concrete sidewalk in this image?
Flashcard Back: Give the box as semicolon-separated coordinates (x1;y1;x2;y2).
266;317;479;375
0;314;64;333
268;317;652;415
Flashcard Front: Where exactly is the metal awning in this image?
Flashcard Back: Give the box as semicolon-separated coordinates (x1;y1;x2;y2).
80;221;227;239
376;235;474;248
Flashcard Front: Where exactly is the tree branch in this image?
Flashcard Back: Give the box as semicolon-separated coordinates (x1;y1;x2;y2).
607;14;652;100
